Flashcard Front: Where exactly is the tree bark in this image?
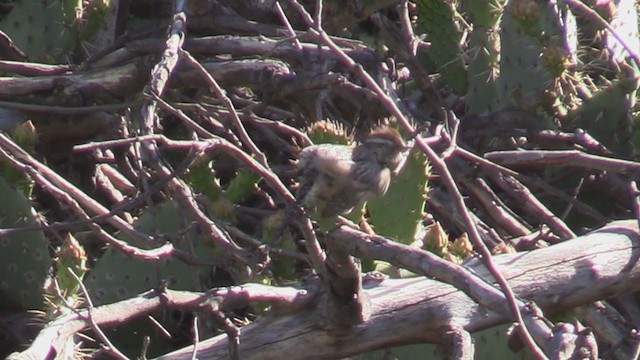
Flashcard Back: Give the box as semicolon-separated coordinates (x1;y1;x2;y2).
157;220;640;360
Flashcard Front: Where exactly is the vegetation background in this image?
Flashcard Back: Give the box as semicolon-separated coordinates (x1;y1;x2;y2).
0;0;639;359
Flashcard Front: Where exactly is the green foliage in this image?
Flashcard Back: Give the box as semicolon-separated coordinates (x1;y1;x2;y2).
262;211;297;281
185;157;223;201
0;0;78;62
473;324;536;360
78;0;111;42
0;176;51;311
225;168;261;204
422;0;640;158
465;0;504;27
82;200;220;355
186;156;260;222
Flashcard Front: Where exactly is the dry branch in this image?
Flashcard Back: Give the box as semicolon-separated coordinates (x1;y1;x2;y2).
9;220;637;360
154;220;639;359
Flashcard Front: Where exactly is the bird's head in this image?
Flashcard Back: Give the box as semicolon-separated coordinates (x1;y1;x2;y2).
354;128;408;170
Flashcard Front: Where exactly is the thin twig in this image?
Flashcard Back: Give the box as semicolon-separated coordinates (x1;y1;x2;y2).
77;133;328;276
276;1;304;50
456;147;609;225
68;269;129;360
629;181;640;232
152;101;326;275
181;50;268;165
485;149;640;175
0;133;155;245
0;100;137;114
191;315;200;360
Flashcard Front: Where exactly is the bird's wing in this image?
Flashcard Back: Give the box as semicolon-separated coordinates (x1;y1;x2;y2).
299;145;354;180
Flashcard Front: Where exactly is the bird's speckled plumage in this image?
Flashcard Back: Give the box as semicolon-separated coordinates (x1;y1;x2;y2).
297;128;406;219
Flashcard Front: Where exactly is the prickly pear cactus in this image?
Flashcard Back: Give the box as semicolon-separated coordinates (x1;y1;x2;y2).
465;0;506;113
367;148;430;245
84;200;215;306
82;199;231;356
569;75;639;156
52;233;88;301
0;0;110;63
185;157;224;199
498;0;571;109
306;119;351;145
474;324;536;360
225;168;261;204
421;221;449;256
606;0;640;63
416;0;468;95
355;324;535;360
262;210;297;281
186;156;260;223
0;0;78;62
0;176;51;311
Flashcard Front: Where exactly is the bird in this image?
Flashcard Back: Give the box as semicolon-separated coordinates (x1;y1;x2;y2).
296;128;407;220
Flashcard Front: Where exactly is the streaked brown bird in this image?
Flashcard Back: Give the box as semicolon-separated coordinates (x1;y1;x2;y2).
297;128;407;219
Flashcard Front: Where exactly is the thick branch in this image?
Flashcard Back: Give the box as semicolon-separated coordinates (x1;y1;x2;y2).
158;220;640;359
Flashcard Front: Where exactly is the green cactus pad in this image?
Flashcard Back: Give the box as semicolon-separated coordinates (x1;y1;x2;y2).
262;211;297;281
466;24;502;113
0;176;51;311
54;233;88;299
185;157;222;201
498;0;572;109
84;200;216;306
367;149;430;245
306;119;351;145
416;0;468;94
465;0;505;113
225;168;260;204
569;75;639;156
0;0;78;63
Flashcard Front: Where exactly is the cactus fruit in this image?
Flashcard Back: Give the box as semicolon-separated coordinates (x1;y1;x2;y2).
51;233;88;301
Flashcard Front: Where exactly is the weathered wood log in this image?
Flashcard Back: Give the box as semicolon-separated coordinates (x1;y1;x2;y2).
157;220;640;360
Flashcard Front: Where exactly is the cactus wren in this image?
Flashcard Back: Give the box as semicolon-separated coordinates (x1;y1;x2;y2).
297;128;407;219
